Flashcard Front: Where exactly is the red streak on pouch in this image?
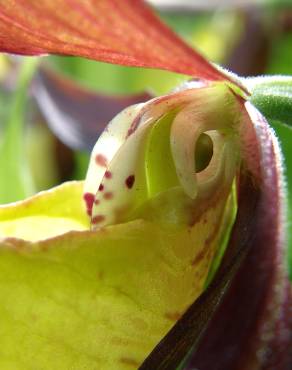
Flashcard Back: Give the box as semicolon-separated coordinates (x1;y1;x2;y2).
95;154;108;167
125;175;135;189
83;192;95;216
92;215;105;224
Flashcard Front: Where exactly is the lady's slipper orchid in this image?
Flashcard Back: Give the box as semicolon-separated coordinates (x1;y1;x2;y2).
0;1;291;369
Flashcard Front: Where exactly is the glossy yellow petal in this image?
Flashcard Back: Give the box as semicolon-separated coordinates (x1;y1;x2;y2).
0;178;235;369
0;182;89;241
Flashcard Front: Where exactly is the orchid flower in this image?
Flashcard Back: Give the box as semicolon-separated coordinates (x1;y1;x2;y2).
0;1;291;370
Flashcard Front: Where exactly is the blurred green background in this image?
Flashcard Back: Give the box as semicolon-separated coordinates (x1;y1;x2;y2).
0;0;291;275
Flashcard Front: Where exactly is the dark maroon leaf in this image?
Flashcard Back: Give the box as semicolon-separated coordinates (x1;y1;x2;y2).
33;68;152;151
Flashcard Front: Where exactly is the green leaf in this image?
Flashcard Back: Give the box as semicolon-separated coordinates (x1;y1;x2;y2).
246;75;292;127
0;57;39;204
269;120;292;278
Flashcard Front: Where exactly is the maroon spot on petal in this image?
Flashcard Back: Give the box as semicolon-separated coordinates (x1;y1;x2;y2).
127;127;136;137
92;215;105;224
83;192;95;209
97;270;104;280
126;115;140;138
125;175;135;189
105;170;112;179
40;244;49;251
191;246;212;266
98;183;104;191
95;154;108;167
114;204;130;221
94;199;100;205
83;192;95;216
104;192;113;200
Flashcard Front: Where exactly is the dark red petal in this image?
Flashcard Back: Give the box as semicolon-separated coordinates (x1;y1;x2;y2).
0;0;229;82
33;68;152;151
141;104;291;369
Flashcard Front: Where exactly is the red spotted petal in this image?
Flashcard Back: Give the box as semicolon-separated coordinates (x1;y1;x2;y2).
0;0;229;82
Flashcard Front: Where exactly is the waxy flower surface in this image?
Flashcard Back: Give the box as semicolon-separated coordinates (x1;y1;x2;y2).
0;1;291;369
